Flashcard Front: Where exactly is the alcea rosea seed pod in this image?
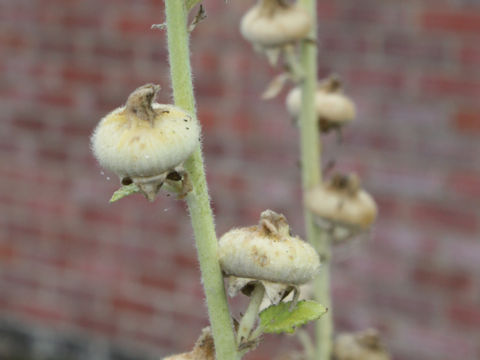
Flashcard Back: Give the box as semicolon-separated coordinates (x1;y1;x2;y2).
218;210;320;287
240;0;311;63
305;173;377;243
286;76;355;133
91;84;200;201
333;329;392;360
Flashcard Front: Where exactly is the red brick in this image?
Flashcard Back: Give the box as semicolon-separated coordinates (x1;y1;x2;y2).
412;266;472;292
128;330;174;348
60;122;92;137
60;14;100;29
460;46;480;66
14;303;67;323
371;291;434;323
93;43;135;61
25;199;67;216
75;316;117;336
115;15;159;34
0;32;28;50
82;207;125;226
39;38;76;55
421;10;480;34
342;4;381;24
421;75;480;98
453;109;480;133
38;148;68;162
196;108;217;131
13;115;47;132
112;296;156;316
62;66;105;84
3;272;41;289
7;222;43;238
448;303;480;328
0;244;15;261
410;202;478;234
348;68;405;91
373;195;401;220
173;254;197;269
36;92;75;107
448;171;480;199
139;274;176;291
317;1;337;20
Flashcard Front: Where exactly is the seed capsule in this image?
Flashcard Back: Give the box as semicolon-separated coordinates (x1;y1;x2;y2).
286;76;355;133
218;210;320;286
241;0;311;63
91;84;200;200
305;173;377;243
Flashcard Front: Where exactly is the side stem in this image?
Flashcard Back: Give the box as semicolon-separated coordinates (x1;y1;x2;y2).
298;0;333;359
236;283;265;345
164;2;239;359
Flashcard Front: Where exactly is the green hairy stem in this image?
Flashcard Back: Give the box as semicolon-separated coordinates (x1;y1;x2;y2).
164;1;239;359
298;0;333;359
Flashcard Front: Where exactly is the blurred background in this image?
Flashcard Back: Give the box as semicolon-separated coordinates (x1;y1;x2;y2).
1;0;479;359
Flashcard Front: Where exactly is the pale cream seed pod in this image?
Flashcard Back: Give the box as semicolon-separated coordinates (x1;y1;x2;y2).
240;0;312;49
91;84;200;200
305;173;377;243
333;329;392;360
218;210;320;286
286;76;356;133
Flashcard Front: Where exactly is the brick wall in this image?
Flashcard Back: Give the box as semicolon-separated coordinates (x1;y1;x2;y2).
1;0;479;359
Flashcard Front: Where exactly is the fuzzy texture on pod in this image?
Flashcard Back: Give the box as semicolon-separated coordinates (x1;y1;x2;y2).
333;329;391;360
240;0;312;48
218;210;320;285
305;173;377;232
163;327;214;360
286;76;355;132
91;84;200;180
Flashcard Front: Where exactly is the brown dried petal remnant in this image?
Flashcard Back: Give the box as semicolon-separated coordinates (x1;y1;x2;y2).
163;327;215;360
333;329;392;360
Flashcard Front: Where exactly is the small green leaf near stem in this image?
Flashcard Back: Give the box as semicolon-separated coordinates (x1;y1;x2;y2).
109;184;140;202
259;300;327;334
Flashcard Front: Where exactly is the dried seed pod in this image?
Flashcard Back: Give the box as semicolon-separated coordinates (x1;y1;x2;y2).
91;84;200;200
241;0;311;61
333;329;391;360
163;327;214;360
218;210;320;286
286;76;355;133
305;173;377;243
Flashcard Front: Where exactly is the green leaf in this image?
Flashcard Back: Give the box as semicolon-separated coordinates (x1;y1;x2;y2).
259;300;327;334
110;184;140;203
